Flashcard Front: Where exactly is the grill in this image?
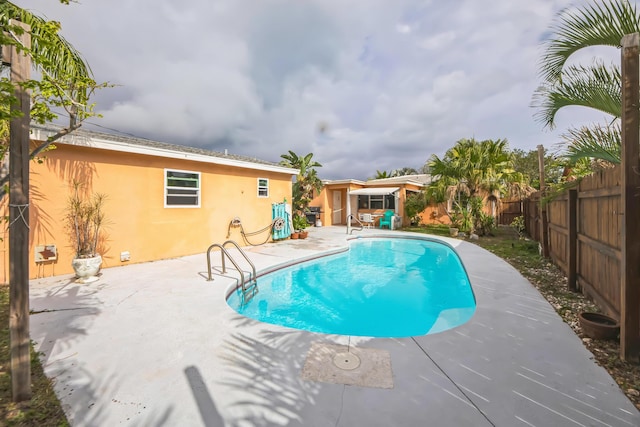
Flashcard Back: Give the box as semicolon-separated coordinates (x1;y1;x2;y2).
305;206;322;226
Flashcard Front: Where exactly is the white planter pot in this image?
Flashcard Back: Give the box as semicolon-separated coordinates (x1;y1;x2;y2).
71;255;103;283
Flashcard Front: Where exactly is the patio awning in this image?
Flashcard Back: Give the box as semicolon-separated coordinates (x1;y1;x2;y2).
349;187;399;196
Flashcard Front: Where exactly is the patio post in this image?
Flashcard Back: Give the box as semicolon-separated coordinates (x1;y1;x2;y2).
346;188;351;234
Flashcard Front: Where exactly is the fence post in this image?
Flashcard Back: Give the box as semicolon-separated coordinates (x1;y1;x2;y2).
567;189;577;291
537;146;549;257
620;33;640;363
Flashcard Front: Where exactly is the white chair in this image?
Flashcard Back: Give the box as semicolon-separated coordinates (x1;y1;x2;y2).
361;213;374;229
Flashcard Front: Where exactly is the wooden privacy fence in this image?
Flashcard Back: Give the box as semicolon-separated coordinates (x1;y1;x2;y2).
523;33;639;361
523;193;542;242
497;200;523;226
525;165;639;360
544;167;622;318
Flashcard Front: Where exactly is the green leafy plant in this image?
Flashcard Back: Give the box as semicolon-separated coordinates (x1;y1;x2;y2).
477;212;495;236
65;181;107;258
452;201;474;234
404;192;426;226
511;215;526;239
292;214;308;231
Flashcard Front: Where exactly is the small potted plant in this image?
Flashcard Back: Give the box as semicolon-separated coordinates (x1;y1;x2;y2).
65;181;107;283
292;214;309;239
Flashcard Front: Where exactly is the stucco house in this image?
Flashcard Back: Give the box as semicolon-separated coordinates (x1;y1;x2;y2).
310;174;451;228
0;125;297;281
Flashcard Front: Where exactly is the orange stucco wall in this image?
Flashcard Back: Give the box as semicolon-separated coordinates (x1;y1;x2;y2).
2;142;293;281
313;183;425;227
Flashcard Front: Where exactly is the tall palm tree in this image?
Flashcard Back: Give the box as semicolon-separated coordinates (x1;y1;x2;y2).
534;0;640;164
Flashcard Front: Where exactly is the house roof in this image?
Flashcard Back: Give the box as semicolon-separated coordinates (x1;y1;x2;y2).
29;124;299;176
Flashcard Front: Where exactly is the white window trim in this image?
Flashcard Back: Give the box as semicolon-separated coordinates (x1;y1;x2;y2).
164;168;201;208
257;178;269;198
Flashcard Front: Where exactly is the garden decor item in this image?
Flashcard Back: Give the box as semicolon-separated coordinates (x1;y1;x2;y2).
578;312;619;340
66;181;107;282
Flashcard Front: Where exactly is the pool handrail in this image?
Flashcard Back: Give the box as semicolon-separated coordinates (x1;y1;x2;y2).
206;242;258;302
347;214;364;234
222;240;257;286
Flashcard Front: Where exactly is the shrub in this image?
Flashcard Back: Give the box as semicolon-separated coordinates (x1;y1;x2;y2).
404;192;426;226
511;215;526;239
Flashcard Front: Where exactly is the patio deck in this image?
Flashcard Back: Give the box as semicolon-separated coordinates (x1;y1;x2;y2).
29;226;640;426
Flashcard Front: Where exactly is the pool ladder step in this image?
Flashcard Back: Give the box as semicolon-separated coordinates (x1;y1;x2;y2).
242;280;258;303
206;240;258;304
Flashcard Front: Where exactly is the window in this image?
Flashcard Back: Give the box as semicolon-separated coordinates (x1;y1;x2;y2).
370;195;384;209
165;169;200;207
357;194;395;210
358;196;369;209
258;178;269;197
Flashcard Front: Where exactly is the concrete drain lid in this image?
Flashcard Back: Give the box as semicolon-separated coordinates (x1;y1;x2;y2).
333;352;361;370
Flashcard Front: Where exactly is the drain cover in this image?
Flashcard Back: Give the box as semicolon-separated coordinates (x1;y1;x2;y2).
333;352;361;370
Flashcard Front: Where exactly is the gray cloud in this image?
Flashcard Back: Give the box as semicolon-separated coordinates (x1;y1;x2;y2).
18;0;614;180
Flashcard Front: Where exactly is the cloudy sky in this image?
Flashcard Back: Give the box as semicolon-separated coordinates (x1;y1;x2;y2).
16;0;619;180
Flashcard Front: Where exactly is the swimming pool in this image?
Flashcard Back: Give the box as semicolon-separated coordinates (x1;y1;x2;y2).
227;237;476;337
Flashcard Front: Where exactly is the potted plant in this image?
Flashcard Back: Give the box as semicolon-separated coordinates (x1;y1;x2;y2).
292;214;309;239
65;181;107;283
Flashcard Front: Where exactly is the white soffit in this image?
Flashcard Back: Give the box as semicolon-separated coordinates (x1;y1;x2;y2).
349;187;400;196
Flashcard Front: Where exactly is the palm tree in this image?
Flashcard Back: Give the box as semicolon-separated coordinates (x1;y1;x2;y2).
426;138;528;232
534;0;640;164
373;170;391;179
279;150;323;216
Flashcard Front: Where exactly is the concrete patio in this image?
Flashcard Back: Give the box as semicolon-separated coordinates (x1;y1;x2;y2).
29;226;640;426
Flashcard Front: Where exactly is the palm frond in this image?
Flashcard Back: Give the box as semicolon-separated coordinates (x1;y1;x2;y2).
533;63;622;128
561;123;621;164
540;0;640;83
1;2;94;104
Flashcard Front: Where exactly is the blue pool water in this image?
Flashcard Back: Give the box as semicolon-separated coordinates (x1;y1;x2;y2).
227;238;476;337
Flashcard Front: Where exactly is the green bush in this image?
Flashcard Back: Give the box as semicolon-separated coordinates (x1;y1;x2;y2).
404;192;426;226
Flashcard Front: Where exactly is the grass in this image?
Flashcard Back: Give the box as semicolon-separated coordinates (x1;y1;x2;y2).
0;284;69;426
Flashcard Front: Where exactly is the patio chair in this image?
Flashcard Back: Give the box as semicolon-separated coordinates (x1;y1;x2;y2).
361;213;374;229
379;210;394;229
